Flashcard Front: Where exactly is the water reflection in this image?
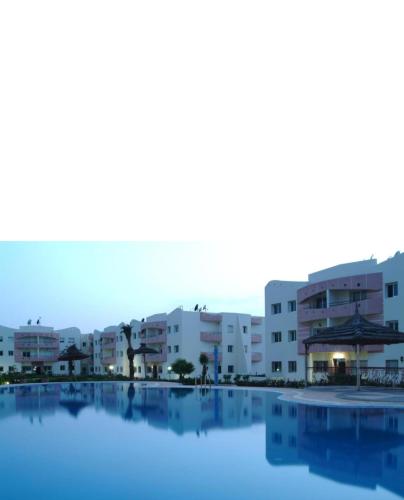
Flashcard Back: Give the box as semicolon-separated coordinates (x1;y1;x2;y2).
1;383;404;497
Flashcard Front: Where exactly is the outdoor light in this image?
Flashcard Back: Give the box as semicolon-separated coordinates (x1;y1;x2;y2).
109;365;114;371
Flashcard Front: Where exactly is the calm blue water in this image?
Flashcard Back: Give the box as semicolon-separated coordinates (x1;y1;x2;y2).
0;383;403;500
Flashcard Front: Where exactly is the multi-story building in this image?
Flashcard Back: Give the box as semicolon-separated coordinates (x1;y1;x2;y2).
93;309;264;379
265;251;404;381
0;324;92;375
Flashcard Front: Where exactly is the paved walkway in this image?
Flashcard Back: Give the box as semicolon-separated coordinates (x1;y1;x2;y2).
277;386;404;408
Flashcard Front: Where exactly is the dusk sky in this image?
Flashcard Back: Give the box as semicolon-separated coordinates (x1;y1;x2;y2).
0;241;401;332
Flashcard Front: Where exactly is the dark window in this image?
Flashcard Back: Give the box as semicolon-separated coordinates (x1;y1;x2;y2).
8;350;13;356
243;326;247;333
288;300;296;312
313;361;328;373
272;361;282;373
174;345;179;353
386;282;398;298
168;346;172;353
386;359;399;373
288;330;297;342
218;365;222;374
288;361;297;373
272;331;282;343
60;365;65;371
271;303;281;315
272;404;282;416
386;320;399;332
227;345;233;353
228;365;234;373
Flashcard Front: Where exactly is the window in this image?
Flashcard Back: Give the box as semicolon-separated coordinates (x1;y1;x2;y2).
244;345;248;353
23;351;30;358
243;326;247;333
0;337;2;342
386;320;399;332
272;432;282;444
288;300;296;312
168;346;172;353
288;361;297;373
315;296;327;309
313;361;328;373
133;332;136;340
227;325;234;333
174;345;179;353
386;282;398;298
271;303;281;315
272;404;282;416
0;351;3;356
60;365;65;371
82;342;87;347
386;359;399;373
0;366;3;372
60;339;65;343
218;365;222;374
272;331;282;343
227;345;233;353
289;406;297;418
174;325;179;333
228;365;234;373
138;366;142;373
288;330;297;342
168;326;171;334
288;435;297;448
272;361;282;373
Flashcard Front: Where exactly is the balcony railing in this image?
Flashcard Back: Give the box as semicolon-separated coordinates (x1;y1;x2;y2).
251;334;262;344
145;352;167;363
251;352;263;363
202;352;223;362
200;332;222;343
101;356;117;365
143;332;167;344
15;353;59;362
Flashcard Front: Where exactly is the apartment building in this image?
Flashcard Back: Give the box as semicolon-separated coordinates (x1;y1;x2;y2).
0;324;91;375
265;251;404;381
1;308;264;379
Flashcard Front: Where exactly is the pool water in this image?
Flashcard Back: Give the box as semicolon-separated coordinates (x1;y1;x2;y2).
0;382;403;500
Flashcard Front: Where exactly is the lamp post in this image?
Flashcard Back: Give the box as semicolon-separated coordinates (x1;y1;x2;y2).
108;365;114;376
167;365;172;381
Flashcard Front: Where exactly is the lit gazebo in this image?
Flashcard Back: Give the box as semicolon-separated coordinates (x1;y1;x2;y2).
133;343;158;379
303;305;404;390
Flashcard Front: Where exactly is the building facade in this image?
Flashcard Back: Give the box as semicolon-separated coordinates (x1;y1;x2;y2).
0;309;264;379
265;252;404;381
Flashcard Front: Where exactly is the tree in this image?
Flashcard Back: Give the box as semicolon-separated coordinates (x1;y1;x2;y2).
199;353;208;384
121;323;135;379
171;358;195;381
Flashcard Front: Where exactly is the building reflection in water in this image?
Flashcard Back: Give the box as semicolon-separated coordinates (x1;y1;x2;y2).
1;383;404;496
265;397;404;498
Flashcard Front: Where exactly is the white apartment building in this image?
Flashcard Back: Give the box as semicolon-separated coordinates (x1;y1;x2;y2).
93;309;265;379
265;251;404;381
0;323;91;375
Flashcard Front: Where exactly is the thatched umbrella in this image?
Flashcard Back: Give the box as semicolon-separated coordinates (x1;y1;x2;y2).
58;344;90;376
133;343;158;379
303;304;404;390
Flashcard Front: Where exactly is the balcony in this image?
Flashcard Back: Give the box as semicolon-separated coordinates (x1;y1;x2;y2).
251;352;263;363
251;334;262;344
200;332;222;343
15;353;59;363
101;355;117;365
251;317;262;325
144;332;167;344
298;297;382;323
202;352;223;362
200;312;222;323
145;352;167;363
141;321;167;331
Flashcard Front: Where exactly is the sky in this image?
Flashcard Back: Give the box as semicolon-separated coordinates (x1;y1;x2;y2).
0;3;403;330
0;241;401;332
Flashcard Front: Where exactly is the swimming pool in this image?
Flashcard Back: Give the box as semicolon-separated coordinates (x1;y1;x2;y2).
0;382;403;499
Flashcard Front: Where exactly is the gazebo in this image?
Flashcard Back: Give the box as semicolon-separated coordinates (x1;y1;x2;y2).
303;305;404;390
58;344;90;376
133;343;158;379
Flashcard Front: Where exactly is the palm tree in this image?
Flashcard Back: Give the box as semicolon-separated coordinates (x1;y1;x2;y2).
199;353;209;385
121;323;135;379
